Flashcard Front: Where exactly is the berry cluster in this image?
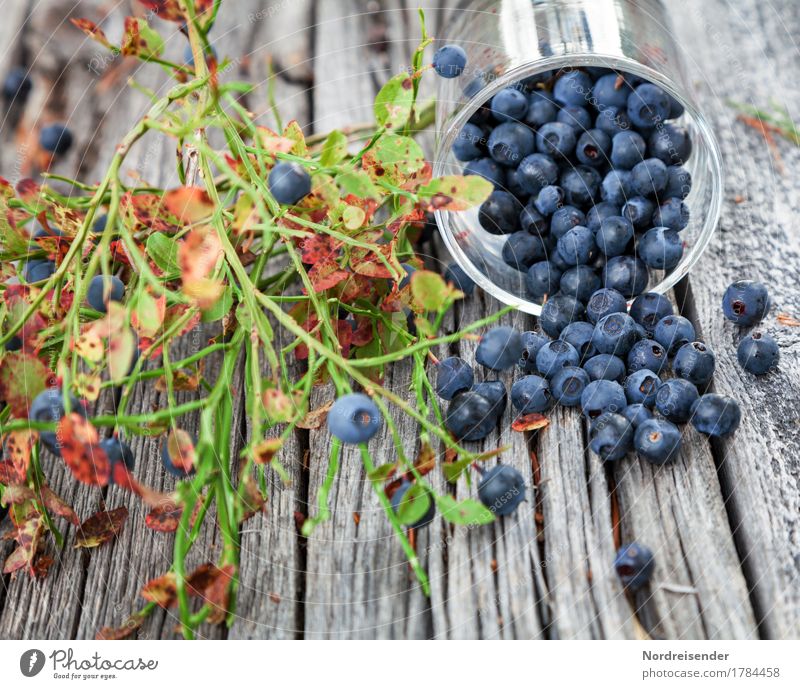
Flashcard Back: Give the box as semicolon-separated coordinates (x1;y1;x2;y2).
452;64;694;304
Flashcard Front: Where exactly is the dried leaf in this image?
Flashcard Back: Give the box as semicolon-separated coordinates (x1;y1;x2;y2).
777;313;800;327
3;512;45;575
511;413;550;432
165;429;195;474
252;437;282;465
296;400;333;430
41;485;80;526
75;506;128;548
144;502;183;532
141;572;177;607
3;429;37;481
70;18;112;49
74;330;105;363
96;614;145;640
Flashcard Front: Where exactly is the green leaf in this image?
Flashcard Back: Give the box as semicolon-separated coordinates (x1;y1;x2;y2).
320;130;348;167
367;463;397;482
336;170;381;199
374;73;415;130
437;495;495;526
396;483;432;525
0;196;29;255
411;270;457;312
201;284;233;323
418;175;493;211
146;232;179;274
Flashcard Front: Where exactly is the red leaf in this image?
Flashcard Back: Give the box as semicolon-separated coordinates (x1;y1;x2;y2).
307;260;350;292
144;502;183;533
3;511;45;576
41;485;80;526
138;0;214;23
164;187;215;224
75;506;128;548
2;429;37;482
141;572;177;607
111;463;174;508
70;18;112;48
300;233;339;264
121;192;179;233
58;413;111;486
0;352;53;417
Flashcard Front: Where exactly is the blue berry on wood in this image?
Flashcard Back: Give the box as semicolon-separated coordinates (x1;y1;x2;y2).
327;393;382;444
614;542;655;590
736;331;779;375
478;464;526;516
690;394;741;437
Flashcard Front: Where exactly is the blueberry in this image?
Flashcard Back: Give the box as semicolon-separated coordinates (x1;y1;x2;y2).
627;339;667;375
473;380;508;419
557;267;598;305
487;122;535;166
621;403;654;428
505;167;530;200
627;83;670;128
391;481;436;528
601;169;634;206
553;70;593;107
534;185;564;216
560;166;601;207
24;260;55;283
490;87;528;122
435;357;474;400
40;123;73;155
432;44;467;78
453;123;486;161
28;388;85;453
722;280;771;327
610;130;646;169
519;203;549;234
526;261;562;301
664;165;692;199
648;123;692;165
511;375;554;414
268;162;311;205
621;195;655;229
536;121;577;158
575;128;611;167
447;390;498;440
161;433;197;478
591;312;639;356
634;418;681;465
502;231;547;270
525;91;558;128
652;197;689;231
581;379;626;419
518;330;550;373
87;275;125;313
476;326;523;371
595;216;633;257
464;157;507;189
551;365;590;407
631;158;668;197
595;105;631;137
589;412;633;461
535;339;580;378
624;368;662;407
585;202;621;232
557;105;593;133
3;67;32;103
550;206;586;239
516;153;559;195
100;437;135;483
92;214;108;235
586;287;627;324
602;255;649;298
736;331;779;375
327;393;382;444
398;263;416;289
629;292;673;335
555;225;595;266
614;542;655;590
655;378;698;423
477;464;526;516
653;315;695;356
582;353;626;383
673;341;715;386
592;73;631;110
638;227;684;271
690;394;741;437
479;190;520;234
539;293;585;338
444;263;475;296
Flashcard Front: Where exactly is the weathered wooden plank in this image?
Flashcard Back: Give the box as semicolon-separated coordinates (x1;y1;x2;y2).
669;0;800;640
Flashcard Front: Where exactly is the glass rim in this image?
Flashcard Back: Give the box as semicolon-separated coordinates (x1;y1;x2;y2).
433;53;724;315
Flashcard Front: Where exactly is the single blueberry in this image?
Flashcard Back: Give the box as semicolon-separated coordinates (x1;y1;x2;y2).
736;331;779;375
435;357;474;400
327;393;382;444
722;280;771;327
690;394;741;437
510;375;554;414
673;341;716;386
433;44;467;78
589;412;633;461
268;162;311;205
582;353;626;383
476;326;524;371
634;418;682;465
655;378;699;424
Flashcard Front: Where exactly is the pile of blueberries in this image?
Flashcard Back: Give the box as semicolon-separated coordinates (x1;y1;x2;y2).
436;44;695;304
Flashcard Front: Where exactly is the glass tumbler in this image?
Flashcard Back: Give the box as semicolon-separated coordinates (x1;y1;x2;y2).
433;0;723;315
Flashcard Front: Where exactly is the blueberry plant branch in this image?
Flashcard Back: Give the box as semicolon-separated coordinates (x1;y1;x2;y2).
0;0;505;637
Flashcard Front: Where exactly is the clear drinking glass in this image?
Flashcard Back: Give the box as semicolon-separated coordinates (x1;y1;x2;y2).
433;0;723;315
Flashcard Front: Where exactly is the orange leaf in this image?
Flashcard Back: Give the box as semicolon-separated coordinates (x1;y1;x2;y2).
70;18;112;48
75;506;128;548
511;414;550;432
58;413;110;486
164;187;215;224
2;429;37;481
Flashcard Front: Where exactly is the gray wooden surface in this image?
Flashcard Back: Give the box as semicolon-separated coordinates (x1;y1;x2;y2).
0;0;798;639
